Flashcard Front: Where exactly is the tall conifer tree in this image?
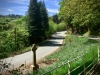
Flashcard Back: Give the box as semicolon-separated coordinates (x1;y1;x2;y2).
38;0;49;36
27;0;41;44
27;0;49;44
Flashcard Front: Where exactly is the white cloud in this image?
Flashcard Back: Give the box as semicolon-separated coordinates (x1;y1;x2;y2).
10;6;28;12
4;0;60;16
44;0;59;6
7;9;13;12
47;8;59;13
54;1;59;6
20;9;27;11
44;0;60;2
8;0;29;5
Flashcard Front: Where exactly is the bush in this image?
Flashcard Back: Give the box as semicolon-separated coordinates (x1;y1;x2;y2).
49;20;66;34
0;29;29;59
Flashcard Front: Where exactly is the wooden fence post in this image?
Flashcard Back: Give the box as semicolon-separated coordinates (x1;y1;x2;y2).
83;54;86;75
68;60;70;75
14;28;17;51
92;48;95;66
98;46;100;62
25;61;26;68
13;65;14;70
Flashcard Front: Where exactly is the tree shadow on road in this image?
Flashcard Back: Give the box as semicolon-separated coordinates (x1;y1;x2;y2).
41;35;65;46
41;41;63;46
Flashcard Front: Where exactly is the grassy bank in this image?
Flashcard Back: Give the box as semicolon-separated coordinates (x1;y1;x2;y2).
33;35;99;75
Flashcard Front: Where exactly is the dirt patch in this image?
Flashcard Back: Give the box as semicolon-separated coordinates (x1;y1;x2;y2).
42;58;58;64
38;63;48;68
38;58;58;68
20;58;58;74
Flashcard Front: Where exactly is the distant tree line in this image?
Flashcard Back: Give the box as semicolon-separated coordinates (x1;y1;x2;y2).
0;14;23;31
0;14;22;18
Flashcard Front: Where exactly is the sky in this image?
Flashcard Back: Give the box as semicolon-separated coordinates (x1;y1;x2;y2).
0;0;60;16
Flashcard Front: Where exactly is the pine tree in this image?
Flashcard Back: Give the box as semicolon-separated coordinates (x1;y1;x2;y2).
27;0;41;44
42;0;49;31
38;0;49;36
27;0;49;44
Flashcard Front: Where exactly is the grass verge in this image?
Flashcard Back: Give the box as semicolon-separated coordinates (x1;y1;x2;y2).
33;35;99;75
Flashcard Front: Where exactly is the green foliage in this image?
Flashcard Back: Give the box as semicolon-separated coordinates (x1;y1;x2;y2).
0;18;14;31
52;14;61;24
27;0;42;44
38;0;49;40
0;16;29;59
0;15;23;32
0;12;65;59
49;20;66;34
59;0;100;34
38;1;49;31
0;30;29;59
27;0;49;44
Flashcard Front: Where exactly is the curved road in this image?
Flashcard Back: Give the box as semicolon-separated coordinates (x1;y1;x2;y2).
2;31;66;68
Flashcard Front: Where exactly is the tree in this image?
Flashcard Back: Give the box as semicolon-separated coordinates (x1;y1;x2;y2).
38;1;49;37
52;14;61;24
59;0;100;34
27;0;41;44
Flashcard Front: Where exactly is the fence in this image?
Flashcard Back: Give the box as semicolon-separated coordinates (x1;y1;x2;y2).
0;43;99;75
98;46;100;62
0;46;99;75
0;30;100;75
39;46;99;75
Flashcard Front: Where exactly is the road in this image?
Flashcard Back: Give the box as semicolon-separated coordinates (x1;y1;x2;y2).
1;31;66;68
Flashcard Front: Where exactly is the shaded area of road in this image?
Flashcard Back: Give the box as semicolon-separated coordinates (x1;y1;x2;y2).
1;31;66;68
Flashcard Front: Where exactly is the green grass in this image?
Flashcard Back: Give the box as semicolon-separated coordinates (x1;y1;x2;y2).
33;35;99;75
